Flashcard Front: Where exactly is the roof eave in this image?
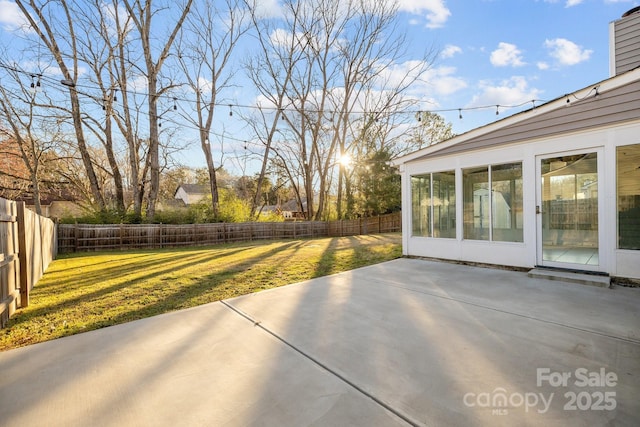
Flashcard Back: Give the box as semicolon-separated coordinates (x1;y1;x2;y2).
392;67;640;166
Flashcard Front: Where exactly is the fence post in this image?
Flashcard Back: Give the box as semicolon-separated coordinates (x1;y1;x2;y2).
16;202;29;308
74;222;79;252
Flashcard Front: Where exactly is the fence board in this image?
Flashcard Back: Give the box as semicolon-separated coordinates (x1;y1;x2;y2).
0;198;57;326
57;212;401;253
0;198;19;327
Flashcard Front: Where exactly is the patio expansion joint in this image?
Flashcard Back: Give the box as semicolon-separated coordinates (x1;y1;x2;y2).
218;300;422;427
367;277;640;346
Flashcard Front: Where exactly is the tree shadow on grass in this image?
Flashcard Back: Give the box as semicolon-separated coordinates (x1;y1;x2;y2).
83;240;309;330
1;240;306;347
33;247;252;297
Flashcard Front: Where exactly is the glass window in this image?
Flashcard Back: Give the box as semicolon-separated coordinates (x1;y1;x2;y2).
463;167;489;240
411;175;431;237
617;144;640;250
433;171;456;238
491;163;523;242
463;163;524;242
411;171;456;238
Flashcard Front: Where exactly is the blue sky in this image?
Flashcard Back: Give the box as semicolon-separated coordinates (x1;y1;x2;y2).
1;0;639;172
397;0;639;134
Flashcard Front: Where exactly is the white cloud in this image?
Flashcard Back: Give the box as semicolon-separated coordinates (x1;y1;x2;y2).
537;61;550;70
102;2;133;39
0;0;30;31
490;42;525;67
425;66;467;95
565;0;584;6
197;77;213;93
441;44;462;59
375;59;430;88
544;38;592;66
128;75;148;92
468;76;542;108
397;0;451;29
372;60;466;100
252;0;283;19
269;28;293;47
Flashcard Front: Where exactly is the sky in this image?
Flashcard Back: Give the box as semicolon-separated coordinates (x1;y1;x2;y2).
395;0;639;134
0;0;639;173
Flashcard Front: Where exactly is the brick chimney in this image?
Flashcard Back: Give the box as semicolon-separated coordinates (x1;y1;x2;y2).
609;6;640;77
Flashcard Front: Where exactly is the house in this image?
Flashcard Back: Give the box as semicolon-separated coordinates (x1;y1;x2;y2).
21;193;84;219
393;8;640;280
174;184;210;206
280;197;308;220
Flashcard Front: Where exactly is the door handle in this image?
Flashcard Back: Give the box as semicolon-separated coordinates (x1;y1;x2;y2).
536;205;542;214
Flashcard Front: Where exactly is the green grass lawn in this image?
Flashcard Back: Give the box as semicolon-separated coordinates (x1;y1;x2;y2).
1;233;401;351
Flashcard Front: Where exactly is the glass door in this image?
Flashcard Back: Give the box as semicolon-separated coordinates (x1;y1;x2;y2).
537;152;600;270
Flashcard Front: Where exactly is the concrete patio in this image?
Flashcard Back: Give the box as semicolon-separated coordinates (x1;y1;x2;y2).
0;258;639;426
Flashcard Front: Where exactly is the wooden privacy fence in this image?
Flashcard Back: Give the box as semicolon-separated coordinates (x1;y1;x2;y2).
57;212;401;253
0;198;57;327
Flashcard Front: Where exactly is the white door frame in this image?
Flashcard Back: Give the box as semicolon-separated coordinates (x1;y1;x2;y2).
535;147;606;272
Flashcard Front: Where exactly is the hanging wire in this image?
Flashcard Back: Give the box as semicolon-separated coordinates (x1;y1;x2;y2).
0;61;561;124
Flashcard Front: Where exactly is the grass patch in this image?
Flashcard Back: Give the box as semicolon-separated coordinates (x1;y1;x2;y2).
1;233;401;350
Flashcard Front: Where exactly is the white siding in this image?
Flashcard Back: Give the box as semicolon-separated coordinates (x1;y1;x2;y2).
400;122;640;279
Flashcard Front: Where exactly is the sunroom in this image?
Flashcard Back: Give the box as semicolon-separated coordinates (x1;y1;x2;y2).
393;66;640;281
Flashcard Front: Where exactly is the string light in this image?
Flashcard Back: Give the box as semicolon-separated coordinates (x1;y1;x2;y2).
1;61;569;126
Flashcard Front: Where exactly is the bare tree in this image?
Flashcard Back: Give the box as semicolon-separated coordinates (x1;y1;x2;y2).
122;0;193;221
246;0;435;220
14;0;107;210
69;2;126;214
176;0;249;216
244;0;308;218
0;82;46;213
0;70;81;216
106;0;151;218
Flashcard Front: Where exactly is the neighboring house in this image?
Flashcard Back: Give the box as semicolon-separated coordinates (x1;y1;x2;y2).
19;192;84;220
174;184;210;206
281;198;308;220
393;8;640;280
